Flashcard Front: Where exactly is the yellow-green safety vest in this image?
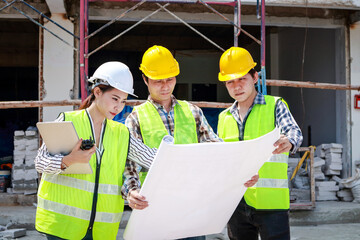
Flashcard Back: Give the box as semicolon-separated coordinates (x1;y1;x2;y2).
135;100;198;182
218;95;290;210
36;110;129;239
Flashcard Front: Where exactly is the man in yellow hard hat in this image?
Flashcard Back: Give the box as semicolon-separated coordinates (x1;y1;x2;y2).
217;47;303;240
123;45;219;240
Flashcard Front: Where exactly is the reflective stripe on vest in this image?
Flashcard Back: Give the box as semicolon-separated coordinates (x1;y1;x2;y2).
218;95;290;210
36;110;129;240
38;197;122;223
43;174;121;195
253;178;289;188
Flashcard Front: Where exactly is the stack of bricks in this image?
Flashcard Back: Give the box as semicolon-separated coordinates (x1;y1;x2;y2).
316;143;343;176
12;130;26;193
11;128;39;194
24;128;39;194
315;181;339;201
313;157;326;180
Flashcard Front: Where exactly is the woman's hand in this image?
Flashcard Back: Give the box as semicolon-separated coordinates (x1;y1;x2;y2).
128;189;149;210
62;139;96;167
244;174;259;187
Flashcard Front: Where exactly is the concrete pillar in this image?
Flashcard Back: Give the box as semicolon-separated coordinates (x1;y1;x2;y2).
42;14;74;121
350;21;360;174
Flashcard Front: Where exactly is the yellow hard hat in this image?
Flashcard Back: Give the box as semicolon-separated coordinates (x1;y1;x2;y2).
218;47;257;81
139;45;180;80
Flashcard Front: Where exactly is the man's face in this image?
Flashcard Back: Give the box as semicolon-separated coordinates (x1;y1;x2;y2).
144;77;176;103
225;72;258;103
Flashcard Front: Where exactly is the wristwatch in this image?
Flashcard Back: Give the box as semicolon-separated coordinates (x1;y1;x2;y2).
61;161;68;170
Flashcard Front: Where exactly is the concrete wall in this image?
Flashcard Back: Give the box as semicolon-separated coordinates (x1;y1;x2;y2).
350;22;360;174
175;51;228;102
277;27;338;147
42;14;74;121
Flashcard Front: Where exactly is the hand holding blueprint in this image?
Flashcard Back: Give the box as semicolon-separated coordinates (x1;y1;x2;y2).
124;127;281;240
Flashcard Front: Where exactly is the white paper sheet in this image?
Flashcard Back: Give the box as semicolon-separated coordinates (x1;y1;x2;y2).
124;127;281;240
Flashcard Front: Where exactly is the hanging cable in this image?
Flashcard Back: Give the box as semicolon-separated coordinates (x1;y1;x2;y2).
300;0;309;131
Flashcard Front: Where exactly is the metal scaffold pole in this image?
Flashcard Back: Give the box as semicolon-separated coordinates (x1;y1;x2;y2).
80;0;88;101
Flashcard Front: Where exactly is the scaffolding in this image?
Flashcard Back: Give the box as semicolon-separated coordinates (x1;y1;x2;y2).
1;0;359;110
1;0;360;211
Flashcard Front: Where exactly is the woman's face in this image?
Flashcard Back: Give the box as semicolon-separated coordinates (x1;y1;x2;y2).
94;87;128;120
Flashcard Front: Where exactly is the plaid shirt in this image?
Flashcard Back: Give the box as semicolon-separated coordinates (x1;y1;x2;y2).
122;95;222;197
228;92;303;154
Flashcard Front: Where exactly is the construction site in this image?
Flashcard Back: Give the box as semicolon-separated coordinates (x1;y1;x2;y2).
1;0;360;239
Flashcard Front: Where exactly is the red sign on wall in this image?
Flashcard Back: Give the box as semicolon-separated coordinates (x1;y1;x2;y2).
355;95;360;109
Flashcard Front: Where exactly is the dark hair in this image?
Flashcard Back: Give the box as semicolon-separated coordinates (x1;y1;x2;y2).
248;68;257;78
79;84;114;110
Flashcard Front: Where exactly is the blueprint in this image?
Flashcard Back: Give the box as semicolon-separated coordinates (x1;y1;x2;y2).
124;127;281;240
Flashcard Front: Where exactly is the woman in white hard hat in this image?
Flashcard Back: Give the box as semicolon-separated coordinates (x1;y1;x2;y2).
34;62;155;240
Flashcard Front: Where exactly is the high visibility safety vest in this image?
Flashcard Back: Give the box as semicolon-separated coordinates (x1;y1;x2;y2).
135;100;198;182
218;95;290;210
36;110;129;240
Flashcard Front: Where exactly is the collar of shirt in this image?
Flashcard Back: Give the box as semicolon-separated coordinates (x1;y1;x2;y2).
147;95;181;111
229;91;266;124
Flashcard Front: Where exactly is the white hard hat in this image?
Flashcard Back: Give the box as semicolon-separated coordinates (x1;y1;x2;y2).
88;61;137;97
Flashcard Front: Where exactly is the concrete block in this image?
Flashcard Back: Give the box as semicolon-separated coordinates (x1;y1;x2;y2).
0;228;26;238
24;189;37;195
25;130;37;136
314;158;325;167
323;143;343;149
324;169;341;176
328;164;342;171
25;138;38;146
316;181;337;187
315;147;325;158
14;130;25;137
316;185;340;192
325;148;342;154
325;152;342;159
13;149;25;155
315;173;325;180
25;154;37;162
24;169;38;181
13;139;26;146
13;144;26;151
12;168;25;181
25;145;38;152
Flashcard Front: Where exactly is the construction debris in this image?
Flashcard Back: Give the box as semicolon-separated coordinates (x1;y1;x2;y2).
341;168;360;203
0;228;26;239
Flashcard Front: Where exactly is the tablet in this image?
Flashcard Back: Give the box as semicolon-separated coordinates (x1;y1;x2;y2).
36;121;93;174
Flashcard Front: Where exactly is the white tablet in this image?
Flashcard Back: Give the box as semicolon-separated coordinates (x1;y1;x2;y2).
36;121;93;174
